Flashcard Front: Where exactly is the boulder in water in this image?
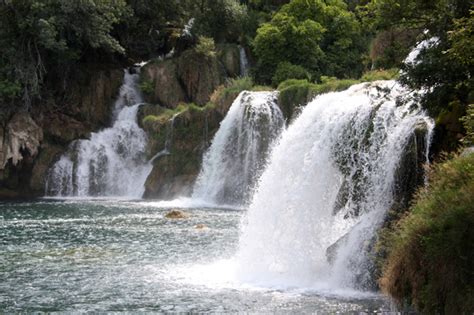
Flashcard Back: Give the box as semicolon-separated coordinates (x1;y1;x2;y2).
165;210;189;219
194;224;209;230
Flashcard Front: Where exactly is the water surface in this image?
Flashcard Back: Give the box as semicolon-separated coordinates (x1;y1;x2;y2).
1;199;395;313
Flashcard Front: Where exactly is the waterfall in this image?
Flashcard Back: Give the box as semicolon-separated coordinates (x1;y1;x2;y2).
192;91;284;206
235;81;434;290
239;46;250;77
148;113;178;163
46;68;152;198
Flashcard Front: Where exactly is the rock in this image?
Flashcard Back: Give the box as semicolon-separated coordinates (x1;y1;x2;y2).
391;119;429;213
29;143;65;192
177;49;225;106
165;210;189;219
141;60;188;108
217;44;241;78
141;103;224;199
45;113;91;145
0;112;43;169
141;45;240;108
194;224;209;230
461;146;474;157
60;67;123;128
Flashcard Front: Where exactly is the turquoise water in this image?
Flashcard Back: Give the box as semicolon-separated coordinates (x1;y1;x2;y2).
0;199;395;313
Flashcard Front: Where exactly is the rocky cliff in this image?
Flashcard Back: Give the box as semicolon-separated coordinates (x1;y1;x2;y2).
0;66;124;198
140;44;241;108
138;103;224;199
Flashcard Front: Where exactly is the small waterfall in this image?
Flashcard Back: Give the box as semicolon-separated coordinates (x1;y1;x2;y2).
46;68;152;198
148;114;178;163
236;81;434;290
239;46;250;77
192;91;284;205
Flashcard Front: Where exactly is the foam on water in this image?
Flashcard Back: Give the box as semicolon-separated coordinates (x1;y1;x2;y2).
46;68;152;198
235;81;434;291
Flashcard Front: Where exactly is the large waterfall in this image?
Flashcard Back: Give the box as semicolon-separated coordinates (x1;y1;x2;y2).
192;91;284;206
46;69;152;198
235;81;434;290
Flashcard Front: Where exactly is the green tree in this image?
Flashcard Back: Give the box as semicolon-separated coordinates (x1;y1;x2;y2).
0;0;129;110
252;0;367;84
181;0;249;43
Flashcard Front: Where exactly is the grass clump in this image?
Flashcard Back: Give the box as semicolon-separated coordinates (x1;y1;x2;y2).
210;76;254;110
277;77;359;119
380;153;474;314
361;68;400;81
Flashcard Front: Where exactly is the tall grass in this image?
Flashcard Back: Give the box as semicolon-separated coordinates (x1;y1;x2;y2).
380;153;474;314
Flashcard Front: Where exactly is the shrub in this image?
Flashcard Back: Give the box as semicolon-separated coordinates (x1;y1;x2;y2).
139;80;154;95
277;77;359;119
380;153;474;314
272;62;310;87
194;36;216;58
361;68;400;81
461;104;474;145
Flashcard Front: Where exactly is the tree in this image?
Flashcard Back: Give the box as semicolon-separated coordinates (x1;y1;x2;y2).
0;0;129;110
362;0;473;116
252;0;367;84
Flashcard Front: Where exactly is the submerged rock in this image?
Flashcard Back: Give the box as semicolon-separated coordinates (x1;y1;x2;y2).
194;224;209;230
165;210;189;219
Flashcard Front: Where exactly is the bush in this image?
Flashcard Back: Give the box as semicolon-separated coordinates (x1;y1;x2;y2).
272;62;310;87
361;68;400;81
194;36;216;58
461;104;474;145
210;77;254;111
139;80;154;95
380;153;474;314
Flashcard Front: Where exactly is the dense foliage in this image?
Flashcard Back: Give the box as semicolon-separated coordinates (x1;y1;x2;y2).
362;0;473;117
0;0;129;111
380;153;474;314
0;0;256;113
252;0;368;84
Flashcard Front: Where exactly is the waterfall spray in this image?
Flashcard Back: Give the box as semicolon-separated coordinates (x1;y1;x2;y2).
236;81;434;290
192;91;284;206
46;68;152;198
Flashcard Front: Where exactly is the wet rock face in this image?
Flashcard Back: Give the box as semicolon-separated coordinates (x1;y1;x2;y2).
0;66;124;198
217;44;241;78
66;68;124;128
138;104;224;200
326;118;431;291
0;112;43;198
141;44;241;109
177;50;225;106
142;60;188;109
0;112;43;170
391;120;429;212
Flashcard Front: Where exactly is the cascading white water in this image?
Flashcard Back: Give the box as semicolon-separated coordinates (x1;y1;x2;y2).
46;69;152;198
239;46;250;77
235;81;434;290
192;91;284;205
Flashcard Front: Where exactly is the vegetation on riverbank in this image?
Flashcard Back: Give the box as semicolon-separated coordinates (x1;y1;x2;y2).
379;152;474;314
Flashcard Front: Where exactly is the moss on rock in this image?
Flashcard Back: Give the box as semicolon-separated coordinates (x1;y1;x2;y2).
138;101;224;199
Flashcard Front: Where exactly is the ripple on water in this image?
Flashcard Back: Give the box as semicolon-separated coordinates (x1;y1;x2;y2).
0;200;394;313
